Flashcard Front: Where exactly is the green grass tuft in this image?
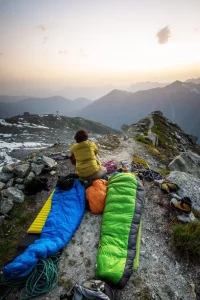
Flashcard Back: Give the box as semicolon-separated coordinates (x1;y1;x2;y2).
171;221;200;258
134;135;153;146
158;169;170;176
132;155;148;167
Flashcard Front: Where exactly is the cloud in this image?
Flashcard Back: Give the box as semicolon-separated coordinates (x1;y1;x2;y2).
36;24;46;31
80;48;87;58
43;36;48;43
58;50;68;55
156;26;171;44
194;28;199;32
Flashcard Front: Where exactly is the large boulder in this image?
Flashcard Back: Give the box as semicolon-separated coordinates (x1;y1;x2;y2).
168;151;200;179
0;186;25;213
31;163;44;176
13;163;30;178
1;187;24;204
167;171;200;212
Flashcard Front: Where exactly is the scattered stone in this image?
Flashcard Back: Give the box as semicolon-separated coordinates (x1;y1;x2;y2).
42;156;57;169
15;178;24;184
0;182;5;190
5;178;14;188
24;172;35;185
13;163;30;178
0;192;14;214
1;165;14;173
31;162;44;176
1;187;24;204
169;151;200;179
15;184;25;191
177;212;196;223
50;171;56;175
0;172;14;183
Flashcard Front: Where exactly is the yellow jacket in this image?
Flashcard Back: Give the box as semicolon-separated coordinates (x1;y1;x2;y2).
70;141;101;178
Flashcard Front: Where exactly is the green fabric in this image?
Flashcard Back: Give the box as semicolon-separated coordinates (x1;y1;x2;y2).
133;218;142;270
96;173;138;284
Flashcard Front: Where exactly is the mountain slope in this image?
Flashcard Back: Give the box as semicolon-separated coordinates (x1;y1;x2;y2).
186;77;200;84
0;96;92;119
0;95;28;103
3;114;120;135
78;81;200;140
128;81;168;93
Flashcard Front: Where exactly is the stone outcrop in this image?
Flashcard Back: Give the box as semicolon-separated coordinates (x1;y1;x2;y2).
0;155;56;215
169;151;200;179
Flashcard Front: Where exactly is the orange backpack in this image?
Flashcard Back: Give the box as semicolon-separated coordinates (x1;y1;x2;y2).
86;179;108;214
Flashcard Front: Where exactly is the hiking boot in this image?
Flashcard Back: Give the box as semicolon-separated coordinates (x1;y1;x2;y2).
170;197;192;215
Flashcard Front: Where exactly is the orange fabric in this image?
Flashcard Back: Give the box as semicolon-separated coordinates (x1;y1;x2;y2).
86;179;108;214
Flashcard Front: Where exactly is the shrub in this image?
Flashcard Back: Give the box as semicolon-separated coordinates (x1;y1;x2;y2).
158;169;170;176
134;135;153;146
172;221;200;258
132;155;148;168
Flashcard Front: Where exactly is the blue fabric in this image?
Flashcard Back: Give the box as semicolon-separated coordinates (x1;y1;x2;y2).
3;180;85;280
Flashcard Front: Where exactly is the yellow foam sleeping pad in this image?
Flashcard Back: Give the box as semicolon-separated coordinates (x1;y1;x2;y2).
27;190;54;234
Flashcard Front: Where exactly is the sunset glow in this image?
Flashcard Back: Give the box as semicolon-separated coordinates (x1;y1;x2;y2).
0;0;200;96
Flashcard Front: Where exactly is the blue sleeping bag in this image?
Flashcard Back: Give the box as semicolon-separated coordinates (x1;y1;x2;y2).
3;180;85;280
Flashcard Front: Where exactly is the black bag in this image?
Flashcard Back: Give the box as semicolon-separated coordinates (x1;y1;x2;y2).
56;173;79;191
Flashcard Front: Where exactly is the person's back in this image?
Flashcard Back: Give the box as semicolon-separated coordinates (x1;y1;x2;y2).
70;140;101;177
70;129;107;179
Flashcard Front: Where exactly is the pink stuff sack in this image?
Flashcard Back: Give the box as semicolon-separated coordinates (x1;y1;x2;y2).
102;160;118;174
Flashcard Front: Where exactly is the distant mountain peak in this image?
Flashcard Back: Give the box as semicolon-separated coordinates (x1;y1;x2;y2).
108;89;132;96
167;80;182;87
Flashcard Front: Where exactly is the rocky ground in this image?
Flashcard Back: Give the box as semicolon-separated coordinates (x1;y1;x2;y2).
3;134;200;300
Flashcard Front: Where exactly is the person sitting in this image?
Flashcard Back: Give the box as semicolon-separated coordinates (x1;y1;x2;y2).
70;129;107;180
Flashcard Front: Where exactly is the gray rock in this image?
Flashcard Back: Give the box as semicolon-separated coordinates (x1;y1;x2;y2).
31;162;44;176
0;182;5;190
42;155;57;169
2;187;24;204
0;191;13;214
50;170;56;175
5;178;14;188
167;171;200;212
15;184;25;191
169;151;200;179
177;212;196;223
13;163;30;177
0;172;14;183
15;178;24;184
24;171;35;185
1;164;14;173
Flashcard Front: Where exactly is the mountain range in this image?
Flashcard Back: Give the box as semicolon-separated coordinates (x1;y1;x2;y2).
1;80;200;141
0;96;92;119
78;81;200;141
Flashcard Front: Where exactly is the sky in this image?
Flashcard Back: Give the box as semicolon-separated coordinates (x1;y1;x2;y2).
0;0;200;98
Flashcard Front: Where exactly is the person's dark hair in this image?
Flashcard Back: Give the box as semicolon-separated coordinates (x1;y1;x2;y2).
74;129;88;143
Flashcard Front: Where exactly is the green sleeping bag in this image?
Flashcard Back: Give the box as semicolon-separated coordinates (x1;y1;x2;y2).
96;173;144;289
